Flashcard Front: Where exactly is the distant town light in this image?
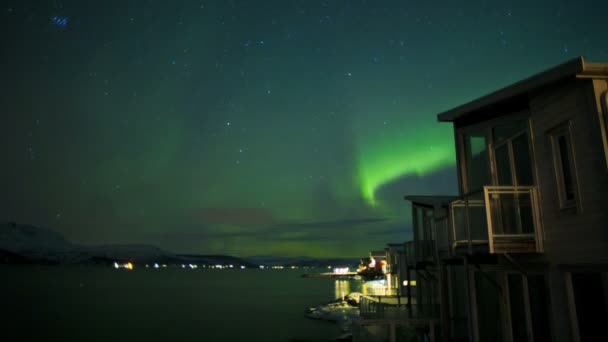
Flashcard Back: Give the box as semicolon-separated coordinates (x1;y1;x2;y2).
333;267;349;274
113;262;119;269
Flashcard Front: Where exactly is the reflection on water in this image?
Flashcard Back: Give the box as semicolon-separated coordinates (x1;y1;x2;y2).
361;279;395;296
334;280;351;299
1;267;345;342
333;278;393;298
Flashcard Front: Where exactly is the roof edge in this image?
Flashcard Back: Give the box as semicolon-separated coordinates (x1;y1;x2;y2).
436;56;595;122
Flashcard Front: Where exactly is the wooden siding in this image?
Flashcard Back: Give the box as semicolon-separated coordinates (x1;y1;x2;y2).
529;79;608;264
591;79;608;169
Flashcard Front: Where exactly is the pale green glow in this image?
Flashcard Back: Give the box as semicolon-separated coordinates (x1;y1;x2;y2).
357;126;456;205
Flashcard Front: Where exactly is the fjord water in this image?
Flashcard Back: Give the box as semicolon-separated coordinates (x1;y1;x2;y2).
1;266;355;342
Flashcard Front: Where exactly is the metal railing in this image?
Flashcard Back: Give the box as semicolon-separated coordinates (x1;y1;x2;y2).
352;318;437;342
484;186;543;253
360;295;440;320
448;186;543;254
449;192;489;250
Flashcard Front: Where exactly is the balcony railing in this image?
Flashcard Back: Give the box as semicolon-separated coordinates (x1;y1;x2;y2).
405;240;436;266
449;186;543;254
360;295;440;321
450;192;489;251
484;186;543;253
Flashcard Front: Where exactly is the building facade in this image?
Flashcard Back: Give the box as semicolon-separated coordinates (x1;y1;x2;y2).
355;56;608;342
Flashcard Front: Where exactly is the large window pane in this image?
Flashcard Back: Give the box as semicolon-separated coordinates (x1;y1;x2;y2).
512;133;534;185
425;209;435;241
415;207;425;240
528;275;552;342
450;265;469;339
557;135;575;200
476;272;503;342
493;119;527;145
549;124;578;209
452;205;467;242
571;273;608;342
508;274;527;341
463;133;490;192
495;144;513;186
436;217;449;254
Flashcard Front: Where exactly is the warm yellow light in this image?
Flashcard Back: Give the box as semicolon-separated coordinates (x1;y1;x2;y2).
127;262;134;270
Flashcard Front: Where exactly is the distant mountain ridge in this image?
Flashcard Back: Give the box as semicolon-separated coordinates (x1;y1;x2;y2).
0;222;358;268
245;255;360;268
0;222;255;267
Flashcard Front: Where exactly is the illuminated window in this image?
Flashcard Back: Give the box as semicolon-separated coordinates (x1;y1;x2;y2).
548;123;578;210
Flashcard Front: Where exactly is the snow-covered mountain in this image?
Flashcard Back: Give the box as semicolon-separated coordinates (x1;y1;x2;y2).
0;222;73;254
83;244;169;262
0;222;253;266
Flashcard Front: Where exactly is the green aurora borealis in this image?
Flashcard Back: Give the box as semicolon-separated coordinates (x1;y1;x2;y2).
2;0;607;257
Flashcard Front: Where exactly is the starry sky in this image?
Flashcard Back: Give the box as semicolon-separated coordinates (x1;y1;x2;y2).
1;0;607;257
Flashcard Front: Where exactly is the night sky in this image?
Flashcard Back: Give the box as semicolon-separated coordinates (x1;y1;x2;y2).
2;0;607;257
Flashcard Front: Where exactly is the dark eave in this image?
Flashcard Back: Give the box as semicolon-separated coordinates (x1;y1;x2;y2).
437;56;608;123
404;195;458;207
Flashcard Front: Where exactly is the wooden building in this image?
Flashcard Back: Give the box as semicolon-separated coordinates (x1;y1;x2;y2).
402;57;608;342
354;57;607;342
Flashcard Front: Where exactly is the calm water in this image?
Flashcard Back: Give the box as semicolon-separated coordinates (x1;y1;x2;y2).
0;266;361;342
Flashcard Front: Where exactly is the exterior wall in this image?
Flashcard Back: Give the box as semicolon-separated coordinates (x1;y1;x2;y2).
547;266;576;342
444;77;608;342
528;79;608;264
591;79;608;169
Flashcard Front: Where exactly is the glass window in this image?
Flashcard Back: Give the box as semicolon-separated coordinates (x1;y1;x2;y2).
557;136;575;200
492;120;534;186
508;274;527;341
548;123;578;210
462;132;490;193
512;133;534;185
494;144;513;185
493;119;527;145
425;209;435;241
571;273;608;342
475;272;503;342
415;206;424;240
527;275;552;342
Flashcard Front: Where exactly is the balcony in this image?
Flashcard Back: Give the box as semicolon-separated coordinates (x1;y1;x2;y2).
449;186;543;254
450;193;490;253
484;186;543;253
359;295;440;321
404;240;436;267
